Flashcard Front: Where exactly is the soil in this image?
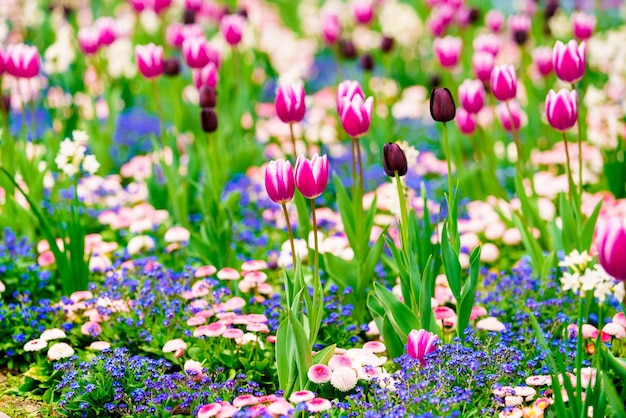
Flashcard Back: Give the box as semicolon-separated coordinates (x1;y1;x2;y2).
0;369;47;418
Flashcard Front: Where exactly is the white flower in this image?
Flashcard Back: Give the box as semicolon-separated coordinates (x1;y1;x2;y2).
40;328;66;341
47;342;74;360
559;250;592;273
0;280;5;293
560;271;581;293
82;155;100;175
54;130;98;177
23;338;47;352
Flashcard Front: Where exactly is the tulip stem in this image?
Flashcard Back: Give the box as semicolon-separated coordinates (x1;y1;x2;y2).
572;83;584;202
289;123;297;162
356;137;364;198
505;100;525;186
282;203;297;272
394;171;409;259
310;199;319;283
442;122;454;204
350;137;357;198
152;79;165;144
562;133;576;207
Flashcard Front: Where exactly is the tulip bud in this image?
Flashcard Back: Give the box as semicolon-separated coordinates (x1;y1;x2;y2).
472;51;495;82
495;101;521;132
407;329;438;365
275;83;306;124
508;14;530;46
381;36;394;53
458;79;485;114
294;154;329;199
199;86;217;108
553;40;586;84
433;36;462;68
572;11;596;41
265;159;295;205
360;54;374;72
183;9;196;24
0;95;10;114
163;57;180;76
596;217;626;282
340;94;374;137
221;14;246;46
340;40;357;59
455;108;477;135
430;87;456;122
135;43;165;79
382;142;407;177
200;108;218;132
322;13;341;44
532;46;553;77
490;64;517;102
545;89;577;132
485;10;504;33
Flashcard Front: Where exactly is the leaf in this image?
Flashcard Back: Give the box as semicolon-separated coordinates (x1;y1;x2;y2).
581;200;602;251
540;251;557;281
381;314;406;360
373;283;420;336
602;372;626;418
601;347;626;382
441;221;461;299
559;193;580;253
322;253;356;290
512;213;543;273
293;191;311;245
333;176;357;250
287;310;313;391
312;344;336;365
275;319;292;392
458;246;481;337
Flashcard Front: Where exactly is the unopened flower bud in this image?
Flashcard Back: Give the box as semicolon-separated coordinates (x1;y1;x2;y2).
200;108;218;132
430;87;456;122
183;8;196;24
382;142;407;177
360;54;374;72
340;40;356;59
381;36;394;53
163;58;180;76
199;86;217;107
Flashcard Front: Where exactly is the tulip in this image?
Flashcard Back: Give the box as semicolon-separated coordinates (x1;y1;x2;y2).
433;36;462;68
496;100;521;132
183;36;212;69
473;33;500;57
153;0;173;14
5;44;40;78
221;14;246;46
78;27;101;55
596;217;626;282
458;79;485;114
193;63;219;89
553;40;586;84
336;80;364;114
407;329;438;365
490;64;517;102
430;87;456;122
275;83;306;124
199;86;216;108
128;0;150;12
532;46;553;77
382;142;407;177
381;36;394;53
200;108;218;133
352;0;374;25
572;11;596;40
135;43;164;79
508;14;530;45
340;40;357;59
265;159;295;205
163;57;181;76
0;46;5;77
340;94;373;138
95;17;117;46
322;13;341;44
472;51;495;82
166;22;186;48
455;108;477;135
485;9;504;33
294;154;329;200
360;54;374;72
545;89;577;132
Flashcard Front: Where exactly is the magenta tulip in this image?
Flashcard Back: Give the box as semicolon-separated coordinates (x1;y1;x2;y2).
5;44;40;79
340;94;374;138
553;40;586;84
193;63;219;89
458;79;485;114
473;33;500;57
78;27;101;55
135;43;165;79
596;217;626;282
472;52;495;82
352;0;374;25
221;14;246;46
95;17;117;46
433;36;462;68
545;89;577;132
182;36;212;69
407;329;438;365
455;108;477;135
532;46;553;77
322;13;341;44
294;154;329;200
265;159;295;205
490;64;517;102
0;46;5;76
275;83;306;124
153;0;173;14
485;9;504;33
572;11;596;41
496;101;521;132
336;80;364;114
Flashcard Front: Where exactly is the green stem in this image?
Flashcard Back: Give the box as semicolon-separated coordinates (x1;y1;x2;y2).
310;199;319;283
356;137;364;198
573;83;583;200
562;132;575;207
350;137;357;199
289;123;297;162
29;100;36;141
152;79;164;143
282;203;297;272
442;122;453;203
505;100;524;181
394;171;410;261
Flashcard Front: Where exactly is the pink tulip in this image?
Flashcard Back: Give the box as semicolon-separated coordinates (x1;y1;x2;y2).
496;100;521;132
508;13;531;37
340;94;374;137
485;9;504;33
427;11;448;37
352;0;374;25
294;154;329;200
128;0;150;12
545;89;577;132
433;36;462;68
0;46;5;76
153;0;173;14
322;13;341;44
182;36;211;69
94;17;117;46
221;14;246;46
572;11;596;40
135;43;164;79
458;79;485;114
193;63;219;89
455;108;476;135
5;44;40;78
473;33;500;57
275;83;306;124
166;23;186;47
553;40;586;83
185;0;203;12
336;80;364;114
407;329;438;365
532;46;553;77
472;51;495;82
490;64;517;101
596;217;626;282
78;27;101;55
265;159;295;205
